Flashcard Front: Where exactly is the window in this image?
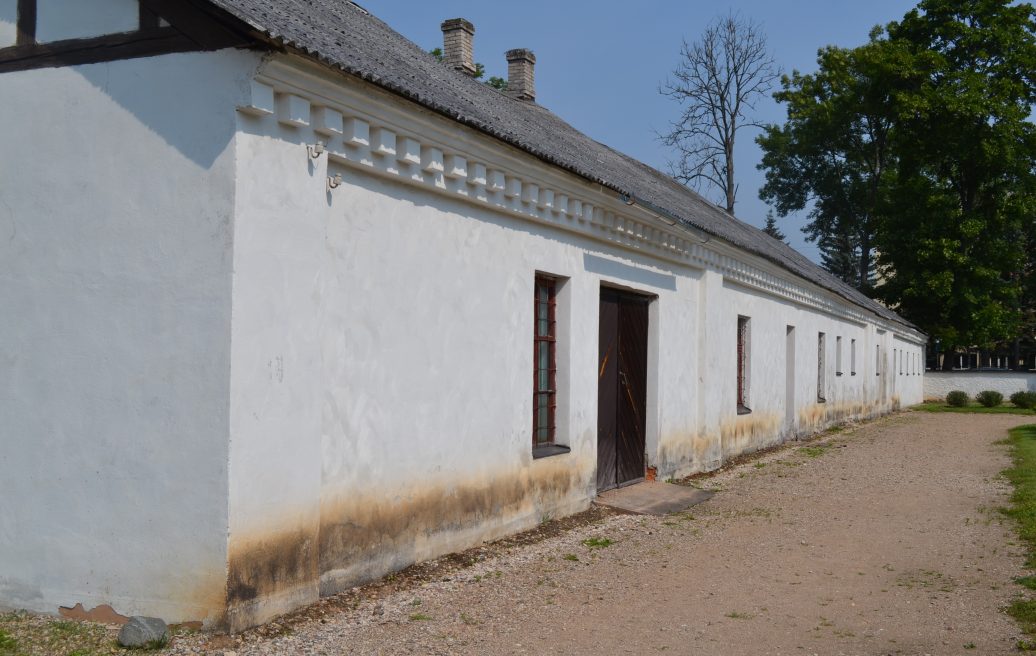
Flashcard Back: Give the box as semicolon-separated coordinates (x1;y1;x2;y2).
817;332;826;402
533;276;557;449
850;338;857;376
835;336;843;376
876;345;881;376
737;316;751;414
897;348;902;375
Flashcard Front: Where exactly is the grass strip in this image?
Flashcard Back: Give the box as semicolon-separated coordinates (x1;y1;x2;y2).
1001;424;1036;646
914;403;1035;415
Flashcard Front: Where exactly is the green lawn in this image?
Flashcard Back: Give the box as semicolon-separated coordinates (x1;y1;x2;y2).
1002;425;1036;647
913;402;1035;415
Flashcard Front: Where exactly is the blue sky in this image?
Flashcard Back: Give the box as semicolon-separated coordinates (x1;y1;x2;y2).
362;1;921;262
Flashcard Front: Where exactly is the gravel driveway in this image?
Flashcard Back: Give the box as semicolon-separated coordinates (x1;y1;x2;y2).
174;411;1035;655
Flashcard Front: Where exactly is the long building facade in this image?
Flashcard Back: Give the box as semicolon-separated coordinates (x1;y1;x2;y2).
0;0;926;631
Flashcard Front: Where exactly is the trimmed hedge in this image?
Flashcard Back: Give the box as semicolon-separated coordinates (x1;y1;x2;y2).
976;390;1004;407
946;390;970;407
1010;391;1036;410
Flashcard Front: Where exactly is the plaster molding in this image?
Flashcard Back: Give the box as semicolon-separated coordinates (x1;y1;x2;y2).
237;56;926;345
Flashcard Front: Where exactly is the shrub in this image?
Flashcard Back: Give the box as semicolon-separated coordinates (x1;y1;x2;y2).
1010;391;1036;410
945;390;970;407
976;390;1004;407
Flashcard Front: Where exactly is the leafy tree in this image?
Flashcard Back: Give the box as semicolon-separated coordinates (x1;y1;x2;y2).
876;0;1036;354
431;48;507;90
759;0;1036;354
761;211;787;242
757;35;900;292
660;13;779;213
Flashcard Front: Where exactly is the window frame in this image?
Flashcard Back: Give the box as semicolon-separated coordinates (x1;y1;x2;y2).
737;316;751;414
835;335;843;376
533;275;560;454
850;338;857;376
817;332;827;403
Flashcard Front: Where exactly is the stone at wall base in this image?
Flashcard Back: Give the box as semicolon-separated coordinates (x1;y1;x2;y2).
117;616;169;648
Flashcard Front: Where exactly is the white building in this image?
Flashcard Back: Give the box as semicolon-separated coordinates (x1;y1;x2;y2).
0;0;926;631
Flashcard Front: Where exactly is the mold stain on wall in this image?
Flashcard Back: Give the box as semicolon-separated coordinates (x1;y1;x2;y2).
226;526;319;630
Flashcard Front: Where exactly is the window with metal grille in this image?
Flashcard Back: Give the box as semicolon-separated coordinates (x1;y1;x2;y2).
817;332;826;402
850;338;857;375
737;316;751;413
836;336;843;376
533;276;557;447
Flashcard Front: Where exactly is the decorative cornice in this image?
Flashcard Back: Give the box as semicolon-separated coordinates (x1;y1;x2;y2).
236;56;926;345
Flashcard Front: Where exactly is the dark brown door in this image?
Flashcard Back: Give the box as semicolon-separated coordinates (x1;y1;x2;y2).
597;289;649;492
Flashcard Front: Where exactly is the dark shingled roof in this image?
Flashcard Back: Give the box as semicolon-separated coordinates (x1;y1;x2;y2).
208;0;917;332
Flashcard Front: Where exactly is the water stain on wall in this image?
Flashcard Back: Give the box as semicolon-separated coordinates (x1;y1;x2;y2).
720;413;782;460
224;454;592;630
319;458;589;588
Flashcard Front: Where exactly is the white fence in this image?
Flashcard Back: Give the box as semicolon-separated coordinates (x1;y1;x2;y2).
924;371;1036;400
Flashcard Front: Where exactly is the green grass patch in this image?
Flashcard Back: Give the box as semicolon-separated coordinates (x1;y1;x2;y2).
1000;424;1036;640
562;553;579;561
0;612;127;656
409;613;433;621
914;402;1034;415
0;629;17;655
581;537;614;549
798;445;830;458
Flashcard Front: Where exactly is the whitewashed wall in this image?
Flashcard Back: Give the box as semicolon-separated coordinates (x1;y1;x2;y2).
0;49;260;625
221;55;927;629
0;45;926;630
925;371;1036;400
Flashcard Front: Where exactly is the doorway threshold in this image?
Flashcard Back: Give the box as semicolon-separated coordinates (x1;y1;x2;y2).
594;480;714;516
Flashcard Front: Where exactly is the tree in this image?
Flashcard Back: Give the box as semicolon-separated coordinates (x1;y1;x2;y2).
758;0;1036;353
660;13;780;214
757;36;899;292
761;211;787;242
430;48;507;90
876;0;1036;354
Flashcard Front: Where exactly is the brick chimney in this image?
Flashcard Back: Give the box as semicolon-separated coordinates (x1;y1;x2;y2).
440;18;476;76
505;48;536;101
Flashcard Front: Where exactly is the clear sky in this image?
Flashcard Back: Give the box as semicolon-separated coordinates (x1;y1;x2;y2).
361;0;921;262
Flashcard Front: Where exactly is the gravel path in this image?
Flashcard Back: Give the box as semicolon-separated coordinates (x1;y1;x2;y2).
173;411;1035;655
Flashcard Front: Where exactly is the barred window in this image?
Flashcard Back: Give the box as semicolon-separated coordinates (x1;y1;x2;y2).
533;276;557;447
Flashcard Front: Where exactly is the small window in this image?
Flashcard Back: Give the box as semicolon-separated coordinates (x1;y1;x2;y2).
876;344;881;376
897;348;902;375
817;332;826;403
737;316;751;414
850;338;857;376
533;276;557;450
835;336;843;376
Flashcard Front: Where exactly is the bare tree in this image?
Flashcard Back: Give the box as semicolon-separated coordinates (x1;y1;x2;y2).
660;13;779;214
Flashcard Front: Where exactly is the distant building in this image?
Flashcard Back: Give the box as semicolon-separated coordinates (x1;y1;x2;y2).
0;0;926;631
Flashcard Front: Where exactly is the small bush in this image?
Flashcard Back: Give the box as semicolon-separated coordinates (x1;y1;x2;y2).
945;390;970;407
976;390;1004;407
1010;391;1036;410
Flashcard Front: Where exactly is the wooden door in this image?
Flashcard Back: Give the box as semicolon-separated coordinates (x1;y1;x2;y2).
597;289;649;492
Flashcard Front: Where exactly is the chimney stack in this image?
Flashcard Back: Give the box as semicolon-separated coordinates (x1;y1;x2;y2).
440;18;476;77
505;49;536;101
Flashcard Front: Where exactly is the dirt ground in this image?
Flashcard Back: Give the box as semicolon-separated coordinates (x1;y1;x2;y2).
162;411;1035;655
